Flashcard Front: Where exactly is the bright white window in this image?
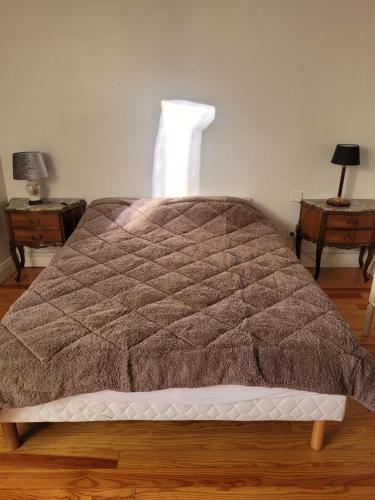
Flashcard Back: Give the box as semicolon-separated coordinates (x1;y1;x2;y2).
152;100;215;197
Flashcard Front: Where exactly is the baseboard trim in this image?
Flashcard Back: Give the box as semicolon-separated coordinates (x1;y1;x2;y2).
300;251;360;268
24;251;56;267
0;256;15;284
22;248;372;273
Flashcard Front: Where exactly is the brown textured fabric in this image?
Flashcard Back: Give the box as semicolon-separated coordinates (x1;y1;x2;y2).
0;196;374;411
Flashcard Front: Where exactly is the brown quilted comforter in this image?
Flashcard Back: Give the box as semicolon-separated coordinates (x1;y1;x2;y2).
1;196;374;411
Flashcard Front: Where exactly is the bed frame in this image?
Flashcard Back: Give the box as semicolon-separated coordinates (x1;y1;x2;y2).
1;388;347;453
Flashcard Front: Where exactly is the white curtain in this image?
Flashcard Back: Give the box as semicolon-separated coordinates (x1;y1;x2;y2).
152;100;215;197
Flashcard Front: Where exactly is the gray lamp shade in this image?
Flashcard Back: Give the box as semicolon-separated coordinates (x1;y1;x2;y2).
13;152;48;180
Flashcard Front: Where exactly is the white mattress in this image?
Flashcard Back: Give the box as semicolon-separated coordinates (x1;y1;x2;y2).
0;385;347;422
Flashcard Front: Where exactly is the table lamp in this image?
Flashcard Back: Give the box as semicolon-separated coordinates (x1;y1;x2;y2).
13;152;48;205
326;144;360;207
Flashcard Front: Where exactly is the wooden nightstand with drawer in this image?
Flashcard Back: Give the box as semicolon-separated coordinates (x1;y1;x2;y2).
296;199;375;282
6;198;86;282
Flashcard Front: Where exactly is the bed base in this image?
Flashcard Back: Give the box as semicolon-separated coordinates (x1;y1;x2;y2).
2;420;327;452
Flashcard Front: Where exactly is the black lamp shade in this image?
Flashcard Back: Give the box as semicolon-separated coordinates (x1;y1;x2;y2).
331;144;360;166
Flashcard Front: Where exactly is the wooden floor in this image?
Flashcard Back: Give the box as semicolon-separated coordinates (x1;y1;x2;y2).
0;267;374;499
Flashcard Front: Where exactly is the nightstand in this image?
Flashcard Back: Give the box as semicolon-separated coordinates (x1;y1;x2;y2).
5;198;86;282
296;199;375;282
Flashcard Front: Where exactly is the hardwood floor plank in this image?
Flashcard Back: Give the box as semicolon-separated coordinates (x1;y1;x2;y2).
291;422;375;436
134;486;375;499
117;448;375;472
325;292;363;299
310;268;372;290
1;268;42;287
0;452;118;469
0;468;375;489
0;421;374;457
0;488;135;499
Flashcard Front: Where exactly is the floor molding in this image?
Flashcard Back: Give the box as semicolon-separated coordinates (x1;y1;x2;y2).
0;256;15;284
24;250;56;267
23;249;369;270
300;251;360;268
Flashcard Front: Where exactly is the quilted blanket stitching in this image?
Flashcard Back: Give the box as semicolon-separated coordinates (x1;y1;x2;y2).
1;196;374;411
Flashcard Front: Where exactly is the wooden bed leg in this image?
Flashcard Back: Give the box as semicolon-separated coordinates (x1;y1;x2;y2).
310;421;326;451
1;423;21;451
363;303;374;336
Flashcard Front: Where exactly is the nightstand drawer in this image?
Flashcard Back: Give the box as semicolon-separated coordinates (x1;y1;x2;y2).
13;229;63;245
326;214;375;229
324;229;373;245
10;212;60;229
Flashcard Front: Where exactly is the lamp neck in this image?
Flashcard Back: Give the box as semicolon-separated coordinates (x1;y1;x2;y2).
337;165;347;198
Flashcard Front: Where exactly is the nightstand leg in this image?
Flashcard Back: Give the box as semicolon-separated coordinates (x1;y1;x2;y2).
9;242;25;282
295;226;302;259
314;244;323;281
363;248;375;283
363;303;374;336
359;247;366;269
18;244;25;268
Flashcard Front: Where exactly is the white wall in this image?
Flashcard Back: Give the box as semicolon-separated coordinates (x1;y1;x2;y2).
0;161;13;281
0;0;374;267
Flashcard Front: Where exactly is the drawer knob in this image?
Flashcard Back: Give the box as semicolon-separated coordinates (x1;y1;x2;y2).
351;218;359;225
31;235;42;242
29;217;40;225
344;233;356;242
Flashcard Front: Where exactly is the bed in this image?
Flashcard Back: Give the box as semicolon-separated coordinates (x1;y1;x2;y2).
1;196;374;451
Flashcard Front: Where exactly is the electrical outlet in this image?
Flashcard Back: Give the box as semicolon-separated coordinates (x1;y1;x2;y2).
290;190;303;202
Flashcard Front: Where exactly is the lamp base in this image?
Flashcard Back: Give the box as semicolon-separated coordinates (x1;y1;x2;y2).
326;197;351;207
25;180;42;205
